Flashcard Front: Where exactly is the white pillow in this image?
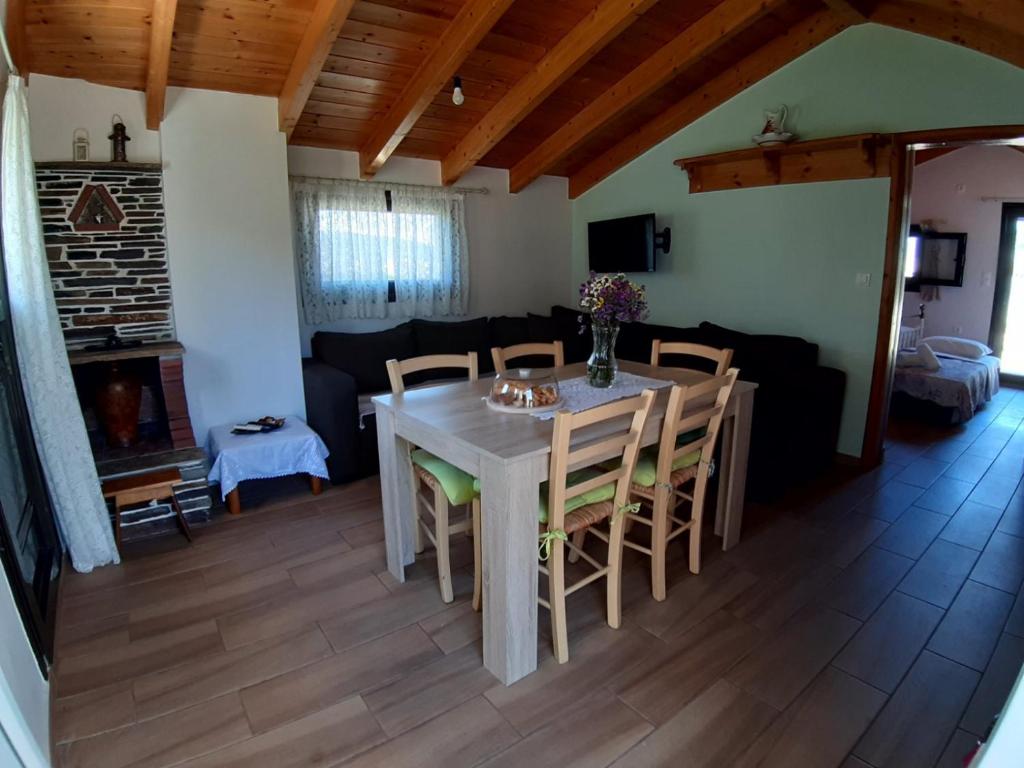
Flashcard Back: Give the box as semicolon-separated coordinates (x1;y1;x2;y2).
921;336;992;359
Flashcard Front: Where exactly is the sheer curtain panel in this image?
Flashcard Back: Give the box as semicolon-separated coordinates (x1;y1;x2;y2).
292;177;469;322
1;76;119;572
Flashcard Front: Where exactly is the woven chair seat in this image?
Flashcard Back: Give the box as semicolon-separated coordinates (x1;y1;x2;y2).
414;464;441;493
630;464;698;496
561;500;616;534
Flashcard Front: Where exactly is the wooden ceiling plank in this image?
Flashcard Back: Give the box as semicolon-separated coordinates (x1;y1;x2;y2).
908;0;1024;37
821;0;869;24
567;9;850;198
357;0;516;178
508;0;791;193
870;0;1024;69
440;0;662;187
279;0;358;136
145;0;178;129
6;0;30;75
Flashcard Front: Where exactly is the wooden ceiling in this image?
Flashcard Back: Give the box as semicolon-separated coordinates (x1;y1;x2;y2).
9;0;1024;196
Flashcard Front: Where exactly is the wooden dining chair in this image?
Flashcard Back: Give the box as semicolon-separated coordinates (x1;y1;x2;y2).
621;370;738;600
540;389;655;664
491;340;564;373
385;353;481;609
650;340;733;375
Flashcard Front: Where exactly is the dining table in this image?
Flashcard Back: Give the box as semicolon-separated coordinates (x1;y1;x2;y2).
373;360;757;685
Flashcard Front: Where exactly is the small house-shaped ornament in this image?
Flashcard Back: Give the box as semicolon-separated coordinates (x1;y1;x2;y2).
68;184;125;232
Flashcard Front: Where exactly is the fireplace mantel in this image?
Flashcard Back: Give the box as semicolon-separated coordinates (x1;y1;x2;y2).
67;341;184;366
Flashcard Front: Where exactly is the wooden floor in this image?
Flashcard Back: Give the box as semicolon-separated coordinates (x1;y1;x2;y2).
51;388;1024;768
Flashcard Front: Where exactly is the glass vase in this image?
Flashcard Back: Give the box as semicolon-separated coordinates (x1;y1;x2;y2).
587;322;619;388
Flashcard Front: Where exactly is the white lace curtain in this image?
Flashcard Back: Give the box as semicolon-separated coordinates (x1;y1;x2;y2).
291;177;469;322
1;75;119;572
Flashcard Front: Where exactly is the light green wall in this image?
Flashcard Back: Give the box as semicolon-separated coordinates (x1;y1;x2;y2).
571;24;1024;456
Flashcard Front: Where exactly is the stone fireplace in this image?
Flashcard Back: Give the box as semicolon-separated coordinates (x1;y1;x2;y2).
38;161;213;540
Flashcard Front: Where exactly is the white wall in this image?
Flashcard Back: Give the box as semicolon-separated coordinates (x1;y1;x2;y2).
906;145;1024;343
287;147;572;356
28;74;160;162
162;88;305;442
0;576;48;768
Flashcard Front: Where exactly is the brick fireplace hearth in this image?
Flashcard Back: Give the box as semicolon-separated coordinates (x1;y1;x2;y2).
38;161;214;540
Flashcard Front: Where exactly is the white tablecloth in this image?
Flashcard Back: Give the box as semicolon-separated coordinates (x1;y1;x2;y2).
532;372;674;420
207;417;329;499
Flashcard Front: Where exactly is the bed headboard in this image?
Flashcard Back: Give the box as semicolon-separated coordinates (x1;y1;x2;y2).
899;303;926;349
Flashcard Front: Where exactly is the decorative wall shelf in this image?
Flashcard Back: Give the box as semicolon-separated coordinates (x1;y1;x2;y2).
675;133;893;194
35;161;163;172
67;341;184;366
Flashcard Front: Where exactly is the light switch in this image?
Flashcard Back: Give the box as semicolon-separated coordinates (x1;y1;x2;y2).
983;272;994;288
855;273;872;287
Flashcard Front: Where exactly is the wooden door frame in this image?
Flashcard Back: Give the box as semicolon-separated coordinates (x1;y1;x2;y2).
860;125;1024;467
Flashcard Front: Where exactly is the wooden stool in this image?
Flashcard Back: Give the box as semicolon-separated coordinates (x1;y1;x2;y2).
102;468;193;554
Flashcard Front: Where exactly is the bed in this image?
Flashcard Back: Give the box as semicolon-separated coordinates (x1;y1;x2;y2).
893;353;1001;423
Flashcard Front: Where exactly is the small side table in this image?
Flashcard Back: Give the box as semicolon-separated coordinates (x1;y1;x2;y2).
207;417;330;515
102;468;193;554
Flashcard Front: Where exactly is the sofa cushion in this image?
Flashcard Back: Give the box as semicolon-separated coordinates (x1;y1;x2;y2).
312;324;415;393
411;317;493;374
545;306;591;363
614;321;706;364
698;321;818;373
490;316;532;348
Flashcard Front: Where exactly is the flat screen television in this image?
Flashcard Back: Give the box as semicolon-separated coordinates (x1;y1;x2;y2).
588;213;657;273
905;226;967;289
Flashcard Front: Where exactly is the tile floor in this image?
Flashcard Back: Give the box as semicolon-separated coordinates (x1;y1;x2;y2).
50;386;1024;767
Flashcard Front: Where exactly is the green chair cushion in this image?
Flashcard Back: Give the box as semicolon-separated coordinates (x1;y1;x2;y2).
476;470;618;525
411;449;478;505
630;427;707;488
538;469;616;525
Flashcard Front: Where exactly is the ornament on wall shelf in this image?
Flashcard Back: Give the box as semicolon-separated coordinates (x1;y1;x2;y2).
72;128;90;162
753;105;795;148
109;115;131;162
68;184;126;233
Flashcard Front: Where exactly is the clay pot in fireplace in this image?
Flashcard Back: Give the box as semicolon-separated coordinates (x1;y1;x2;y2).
95;362;142;448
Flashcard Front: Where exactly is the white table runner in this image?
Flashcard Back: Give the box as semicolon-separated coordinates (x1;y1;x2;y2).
532;372;674;420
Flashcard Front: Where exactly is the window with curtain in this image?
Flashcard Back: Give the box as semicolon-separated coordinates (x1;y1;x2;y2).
291;177;469;322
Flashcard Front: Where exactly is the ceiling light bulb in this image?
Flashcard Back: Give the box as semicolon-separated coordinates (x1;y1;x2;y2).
452;76;465;106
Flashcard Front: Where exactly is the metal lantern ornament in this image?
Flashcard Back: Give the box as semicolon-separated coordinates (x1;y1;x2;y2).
109;115;131;162
72;128;90;161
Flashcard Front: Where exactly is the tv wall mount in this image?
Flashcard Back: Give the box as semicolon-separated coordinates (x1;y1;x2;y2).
654;227;671;254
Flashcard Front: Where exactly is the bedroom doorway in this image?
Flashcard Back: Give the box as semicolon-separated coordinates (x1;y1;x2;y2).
991;203;1024;380
862;125;1024;467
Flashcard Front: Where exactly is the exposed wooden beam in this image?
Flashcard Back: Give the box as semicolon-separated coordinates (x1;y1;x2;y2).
870;0;1024;70
145;0;178;130
908;0;1024;39
914;146;959;164
508;0;789;194
4;0;29;77
279;0;357;137
568;9;850;198
359;0;515;178
862;138;911;467
821;0;869;24
440;0;662;186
